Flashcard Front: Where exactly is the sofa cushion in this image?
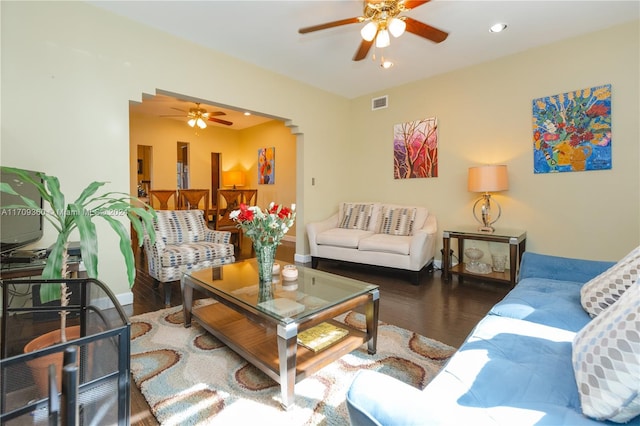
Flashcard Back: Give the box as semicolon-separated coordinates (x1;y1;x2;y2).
316;228;374;249
154;210;208;245
572;284;640;423
379;206;417;236
490;277;592;332
339;203;375;231
358;234;412;255
159;241;235;267
580;245;639;317
519;252;615;283
349;315;593;426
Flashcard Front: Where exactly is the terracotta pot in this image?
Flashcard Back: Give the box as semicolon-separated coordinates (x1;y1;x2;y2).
23;325;81;397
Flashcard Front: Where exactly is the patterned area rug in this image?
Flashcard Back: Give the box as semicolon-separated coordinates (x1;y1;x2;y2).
130;301;456;425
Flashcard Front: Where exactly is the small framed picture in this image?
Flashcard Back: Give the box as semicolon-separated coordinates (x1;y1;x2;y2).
258;147;275;184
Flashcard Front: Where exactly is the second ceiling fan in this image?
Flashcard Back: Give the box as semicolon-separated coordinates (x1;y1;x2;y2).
299;0;448;61
170;103;233;128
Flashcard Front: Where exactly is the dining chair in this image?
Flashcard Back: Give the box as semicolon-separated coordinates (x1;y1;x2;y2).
216;189;258;250
149;190;178;210
179;189;210;222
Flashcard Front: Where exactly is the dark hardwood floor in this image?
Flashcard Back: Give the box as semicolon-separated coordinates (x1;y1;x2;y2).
128;240;510;425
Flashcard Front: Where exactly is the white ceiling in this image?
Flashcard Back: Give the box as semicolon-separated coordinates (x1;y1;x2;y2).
102;1;638;127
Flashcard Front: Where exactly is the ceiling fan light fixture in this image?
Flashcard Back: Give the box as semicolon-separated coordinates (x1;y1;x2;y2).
388;17;406;38
188;118;197;128
196;117;207;129
376;29;390;48
489;23;508;33
361;21;378;41
381;59;394;69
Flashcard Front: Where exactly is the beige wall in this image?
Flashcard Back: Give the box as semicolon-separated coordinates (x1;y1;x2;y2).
1;1;349;301
1;1;638;302
346;20;639;262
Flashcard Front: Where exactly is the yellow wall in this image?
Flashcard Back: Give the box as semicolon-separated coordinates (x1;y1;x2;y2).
1;1;638;303
129;114;297;236
239;121;298;233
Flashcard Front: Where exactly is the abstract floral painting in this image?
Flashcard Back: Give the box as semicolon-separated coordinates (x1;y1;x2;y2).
532;84;611;174
258;147;275;184
393;117;438;179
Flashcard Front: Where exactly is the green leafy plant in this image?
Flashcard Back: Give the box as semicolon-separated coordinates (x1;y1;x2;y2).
0;166;156;341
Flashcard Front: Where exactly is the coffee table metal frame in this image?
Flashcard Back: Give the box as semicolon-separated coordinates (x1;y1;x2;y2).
181;259;379;410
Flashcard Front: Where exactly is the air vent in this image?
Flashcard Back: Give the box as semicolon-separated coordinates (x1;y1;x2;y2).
371;95;388;111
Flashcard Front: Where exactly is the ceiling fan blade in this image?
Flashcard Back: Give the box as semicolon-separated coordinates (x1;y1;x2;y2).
209;117;233;126
170;107;188;113
299;17;361;34
404;17;448;43
210;111;226;116
353;35;375;61
402;0;430;10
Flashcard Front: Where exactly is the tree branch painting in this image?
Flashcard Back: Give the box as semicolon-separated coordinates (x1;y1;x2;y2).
393;117;438;179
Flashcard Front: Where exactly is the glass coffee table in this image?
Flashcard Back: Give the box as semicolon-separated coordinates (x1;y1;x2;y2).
181;259;379;410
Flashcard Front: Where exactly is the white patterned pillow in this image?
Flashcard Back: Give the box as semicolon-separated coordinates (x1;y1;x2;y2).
581;246;640;317
379;207;417;236
338;203;373;231
572;284;640;423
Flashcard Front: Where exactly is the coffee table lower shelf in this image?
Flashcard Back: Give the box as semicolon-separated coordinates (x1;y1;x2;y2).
191;302;367;390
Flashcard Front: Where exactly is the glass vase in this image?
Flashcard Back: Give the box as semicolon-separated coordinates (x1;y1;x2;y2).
255;242;277;285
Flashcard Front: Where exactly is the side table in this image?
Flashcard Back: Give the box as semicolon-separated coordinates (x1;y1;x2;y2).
442;226;527;286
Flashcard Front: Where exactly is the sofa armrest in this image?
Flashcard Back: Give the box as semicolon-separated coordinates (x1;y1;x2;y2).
407;214;437;269
417;213;437;234
143;232;165;251
519;252;615;283
204;229;232;244
306;213;339;256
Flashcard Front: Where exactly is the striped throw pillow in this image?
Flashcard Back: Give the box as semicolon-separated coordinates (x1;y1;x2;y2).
379;207;416;236
339;203;373;231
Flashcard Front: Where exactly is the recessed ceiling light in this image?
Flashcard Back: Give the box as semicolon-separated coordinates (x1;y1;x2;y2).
381;60;394;69
244;112;251;116
489;23;508;33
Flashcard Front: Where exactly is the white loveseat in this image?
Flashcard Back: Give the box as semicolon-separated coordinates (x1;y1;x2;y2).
306;202;437;284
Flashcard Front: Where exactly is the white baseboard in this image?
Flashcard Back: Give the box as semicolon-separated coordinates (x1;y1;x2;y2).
116;291;134;307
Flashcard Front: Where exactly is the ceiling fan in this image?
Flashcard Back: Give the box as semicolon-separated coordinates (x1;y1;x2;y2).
298;0;448;62
168;103;233;128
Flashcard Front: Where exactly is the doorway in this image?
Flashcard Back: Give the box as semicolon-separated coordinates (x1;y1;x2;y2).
211;152;221;209
177;142;189;189
137;145;152;198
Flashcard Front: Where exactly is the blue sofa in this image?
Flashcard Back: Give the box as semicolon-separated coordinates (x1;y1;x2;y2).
347;252;638;425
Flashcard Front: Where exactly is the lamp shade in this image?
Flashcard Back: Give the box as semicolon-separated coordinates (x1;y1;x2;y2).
223;170;245;188
360;21;378;42
468;165;509;193
375;29;390;48
388;17;406;38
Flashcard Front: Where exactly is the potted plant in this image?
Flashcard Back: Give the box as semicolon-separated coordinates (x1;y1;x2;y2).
0;166;156;391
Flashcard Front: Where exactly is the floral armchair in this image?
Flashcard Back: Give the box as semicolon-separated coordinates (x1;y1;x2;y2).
143;210;235;305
